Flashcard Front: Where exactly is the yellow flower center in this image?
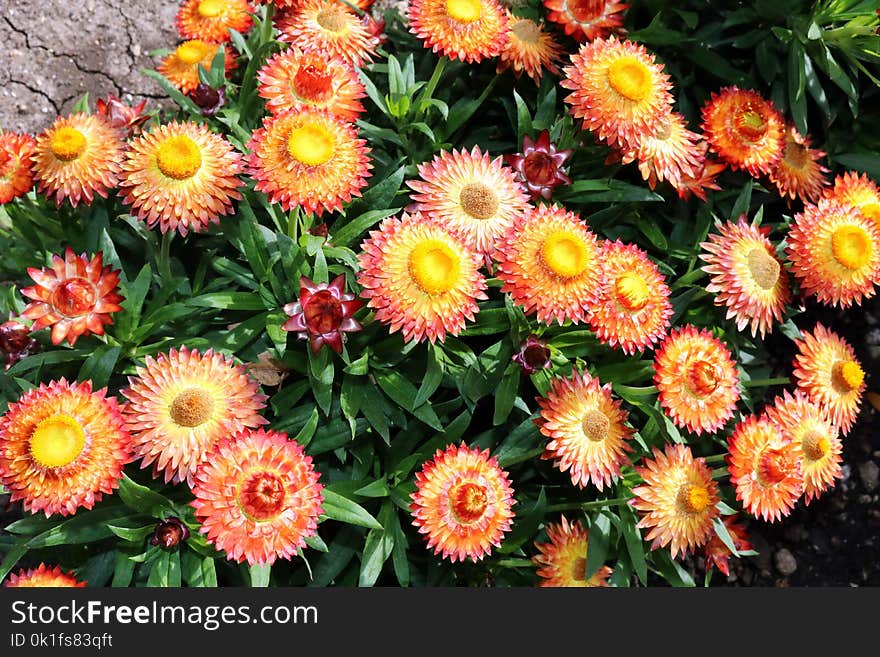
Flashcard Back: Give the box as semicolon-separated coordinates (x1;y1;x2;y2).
541;231;589;279
459;182;499;220
858;203;880;229
511;19;540;44
746;247;781;290
736;107;767;141
157;135;203;180
614;272;650;311
801;429;831;462
287;123;335;167
169;387;215;428
448;481;488;524
238;470;287;522
30;414;86;469
676;483;711;514
176;40;211;65
49;127;87;162
685;359;721;398
316;6;348;33
446;0;482;23
197;0;225;18
607;56;651;102
832;359;864;392
581;409;610;443
409;239;461;296
831;224;873;270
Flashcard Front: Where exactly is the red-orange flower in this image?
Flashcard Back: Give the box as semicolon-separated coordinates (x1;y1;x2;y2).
277;0;379;66
157;40;236;94
704;516;752;577
532;516;611;587
497;14;564;82
282;274;363;353
824;171;880;231
544;0;628;42
0;130;36;204
176;0;254;44
3;563;86;588
768;125;829;204
21;248;124;346
408;0;509;64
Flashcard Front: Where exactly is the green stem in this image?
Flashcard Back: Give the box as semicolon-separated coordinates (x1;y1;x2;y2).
703;453;728;465
499;447;544;468
744;377;790;388
418;56;448;117
546;497;633;513
158;231;173;281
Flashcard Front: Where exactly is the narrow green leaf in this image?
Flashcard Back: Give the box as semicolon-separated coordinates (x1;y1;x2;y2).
249;563;271;587
321;489;383;529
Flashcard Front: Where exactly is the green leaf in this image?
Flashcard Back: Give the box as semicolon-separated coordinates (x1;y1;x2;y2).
143;69;202;115
71;92;90;113
620;506;647;585
493;362;519;426
513;89;533;139
331;208;399;248
321;489;383;530
187;292;266;310
115;264;153;341
414;344;444;408
117;475;177;517
107;524;154;544
713;517;741;557
496;489;546;555
788;40;808;135
111;552;136;587
147;550;181;587
249;563;271;587
358;501;395;586
308;348;334;415
585;511;611;580
78;345;121;389
182;551;217;587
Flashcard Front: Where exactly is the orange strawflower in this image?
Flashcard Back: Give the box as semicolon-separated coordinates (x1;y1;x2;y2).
4;563;86;588
544;0;628;42
410;443;515;563
277;0;378;66
704;515;752;577
176;0;254;43
0;379;131;517
532;516;611;587
408;0;509;64
497;14;564;82
768;126;829;203
157;39;235;94
824;171;880;230
0;130;36;204
617;110;704;190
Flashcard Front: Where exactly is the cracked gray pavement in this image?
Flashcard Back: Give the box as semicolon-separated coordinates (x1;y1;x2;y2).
0;0;178;134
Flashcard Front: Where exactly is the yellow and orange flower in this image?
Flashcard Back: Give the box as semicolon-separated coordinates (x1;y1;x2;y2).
562;36;673;149
158;39;235;94
617;110;704;190
257;47;366;120
120;121;243;236
631;443;720;559
191;428;324;566
675;154;725;202
410;443;515;563
824;171;880;230
727;415;802;522
121;346;269;486
769;126;829;204
357;212;487;343
764;390;842;504
792;323;865;435
496;14;563;82
544;0;628;42
699;216;791;338
496;204;600;326
408;0;509;64
176;0;254;43
0;130;36;204
787;199;880;308
0;379;131;517
704;515;752;577
277;0;378;67
246;107;371;216
653;325;740;435
701;87;785;177
536;369;635;490
32;113;124;207
3;563;86;588
407;146;529;257
532;516;612;587
589;239;672;354
21;248;124;346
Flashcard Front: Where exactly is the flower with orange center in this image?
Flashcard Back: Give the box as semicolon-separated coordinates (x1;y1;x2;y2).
0;379;131;517
631;443;720;559
700;86;785;177
277;0;379;66
410;443;515;563
21;248;124;347
617;110;704;190
504;130;572;201
121;346;268;486
496;204;600;326
589;240;672;354
699;216;791;338
408;0;509;64
32;113;124;207
157;39;235;94
176;0;254;43
191;428;324;566
653;325;740;435
536;369;635;490
407;146;529;257
703;515;752;577
727;415;802;522
544;0;628;42
768;126;829;204
532;516;611;587
764;390;842;504
357;212;487;343
257;47;366;120
247;107;371;216
824;171;880;231
496;14;564;82
3;563;86;588
282;274;363;353
787;199;880;308
562;36;673;150
0;130;36;204
792;323;865;435
120;121;243;237
675;154;725;202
